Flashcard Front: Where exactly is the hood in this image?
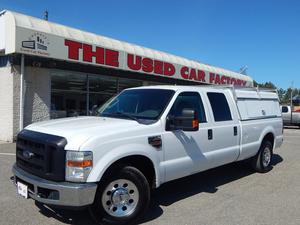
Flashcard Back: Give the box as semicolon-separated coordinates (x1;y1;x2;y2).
25;116;140;150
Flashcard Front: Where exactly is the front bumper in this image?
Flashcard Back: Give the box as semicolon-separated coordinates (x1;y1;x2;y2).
12;164;97;207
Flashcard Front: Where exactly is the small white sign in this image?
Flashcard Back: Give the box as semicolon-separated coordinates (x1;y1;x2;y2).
17;181;28;199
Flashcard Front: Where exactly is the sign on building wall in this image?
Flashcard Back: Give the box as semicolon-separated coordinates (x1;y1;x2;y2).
15;27;252;87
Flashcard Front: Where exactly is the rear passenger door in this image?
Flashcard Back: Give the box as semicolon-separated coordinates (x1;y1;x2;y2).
204;91;240;167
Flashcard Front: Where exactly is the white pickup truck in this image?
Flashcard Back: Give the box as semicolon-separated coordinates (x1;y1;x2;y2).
13;85;283;224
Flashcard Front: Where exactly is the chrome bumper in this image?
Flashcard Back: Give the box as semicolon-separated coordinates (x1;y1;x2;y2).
12;164;97;207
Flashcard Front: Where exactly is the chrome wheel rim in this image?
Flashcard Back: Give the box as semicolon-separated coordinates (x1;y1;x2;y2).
262;147;271;167
101;179;139;217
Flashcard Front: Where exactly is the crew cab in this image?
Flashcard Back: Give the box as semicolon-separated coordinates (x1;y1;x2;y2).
281;105;300;128
13;85;283;224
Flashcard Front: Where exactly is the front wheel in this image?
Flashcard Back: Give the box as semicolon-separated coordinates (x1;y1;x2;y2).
89;166;150;225
251;140;273;173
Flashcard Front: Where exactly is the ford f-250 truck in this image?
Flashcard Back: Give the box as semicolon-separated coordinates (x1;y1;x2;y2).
13;85;283;224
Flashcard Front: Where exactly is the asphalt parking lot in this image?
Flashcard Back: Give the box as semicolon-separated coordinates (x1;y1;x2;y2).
0;128;300;225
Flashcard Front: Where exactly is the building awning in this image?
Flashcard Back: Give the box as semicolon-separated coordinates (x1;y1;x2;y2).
0;10;253;86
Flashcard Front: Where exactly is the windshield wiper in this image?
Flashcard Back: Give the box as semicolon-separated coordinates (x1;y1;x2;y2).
102;112;140;123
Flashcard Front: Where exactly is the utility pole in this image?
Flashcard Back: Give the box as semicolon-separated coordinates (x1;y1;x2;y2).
290;81;294;108
290;81;294;123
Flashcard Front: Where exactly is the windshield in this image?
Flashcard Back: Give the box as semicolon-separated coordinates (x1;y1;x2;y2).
98;89;175;123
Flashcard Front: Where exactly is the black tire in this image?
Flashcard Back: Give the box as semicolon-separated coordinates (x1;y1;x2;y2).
251;140;273;173
89;166;150;225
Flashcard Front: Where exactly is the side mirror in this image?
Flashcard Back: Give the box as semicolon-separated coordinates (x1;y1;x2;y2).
167;108;199;131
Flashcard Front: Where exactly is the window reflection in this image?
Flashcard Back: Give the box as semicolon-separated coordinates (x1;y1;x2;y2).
51;72;87;118
89;75;117;94
118;78;143;92
50;71;146;119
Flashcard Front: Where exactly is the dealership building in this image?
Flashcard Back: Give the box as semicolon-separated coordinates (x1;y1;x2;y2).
0;10;253;142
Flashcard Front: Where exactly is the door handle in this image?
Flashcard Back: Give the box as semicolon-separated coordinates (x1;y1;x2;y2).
234;126;238;136
208;129;213;140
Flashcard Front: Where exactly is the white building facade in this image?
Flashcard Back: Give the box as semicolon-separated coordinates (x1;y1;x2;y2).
0;10;253;142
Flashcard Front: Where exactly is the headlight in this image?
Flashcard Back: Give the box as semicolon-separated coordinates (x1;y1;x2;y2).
65;151;93;182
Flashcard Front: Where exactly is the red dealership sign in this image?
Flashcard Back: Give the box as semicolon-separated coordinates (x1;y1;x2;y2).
64;39;248;86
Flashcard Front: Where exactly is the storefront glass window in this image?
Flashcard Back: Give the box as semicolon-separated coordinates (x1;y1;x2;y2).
51;72;87;118
50;71;145;119
118;78;143;92
88;75;117;112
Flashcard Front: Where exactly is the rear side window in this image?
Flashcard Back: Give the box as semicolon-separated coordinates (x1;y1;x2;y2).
207;92;232;122
281;106;288;113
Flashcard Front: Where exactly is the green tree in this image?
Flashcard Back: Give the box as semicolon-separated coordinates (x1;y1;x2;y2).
253;81;277;89
281;88;300;105
253;80;300;105
277;88;286;103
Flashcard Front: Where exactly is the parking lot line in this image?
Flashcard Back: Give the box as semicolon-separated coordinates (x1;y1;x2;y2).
0;153;16;156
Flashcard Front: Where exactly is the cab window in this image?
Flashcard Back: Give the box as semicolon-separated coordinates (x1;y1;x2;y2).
281;106;288;113
168;92;206;123
207;92;232;122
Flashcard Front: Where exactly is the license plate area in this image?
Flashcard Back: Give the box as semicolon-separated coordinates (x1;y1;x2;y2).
17;181;28;198
15;177;34;199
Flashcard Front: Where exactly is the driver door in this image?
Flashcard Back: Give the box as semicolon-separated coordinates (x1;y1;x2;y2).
162;91;213;182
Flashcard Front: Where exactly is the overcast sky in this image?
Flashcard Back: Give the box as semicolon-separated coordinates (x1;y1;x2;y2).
1;0;299;89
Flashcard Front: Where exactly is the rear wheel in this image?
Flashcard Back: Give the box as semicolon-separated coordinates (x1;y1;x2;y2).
251;140;273;173
89;166;150;225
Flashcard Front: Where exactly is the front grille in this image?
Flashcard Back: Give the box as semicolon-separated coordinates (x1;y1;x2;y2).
16;130;67;181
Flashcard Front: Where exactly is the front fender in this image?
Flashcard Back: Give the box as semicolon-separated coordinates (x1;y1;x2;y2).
86;143;162;188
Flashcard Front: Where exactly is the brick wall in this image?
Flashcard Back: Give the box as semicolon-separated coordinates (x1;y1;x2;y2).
22;66;51;128
0;65;13;142
0;65;51;142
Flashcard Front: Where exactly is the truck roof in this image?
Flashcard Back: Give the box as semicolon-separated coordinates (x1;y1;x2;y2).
128;85;279;100
128;85;221;92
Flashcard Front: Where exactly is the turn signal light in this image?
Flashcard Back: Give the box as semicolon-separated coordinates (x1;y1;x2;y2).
192;119;199;129
65;151;93;182
67;160;92;168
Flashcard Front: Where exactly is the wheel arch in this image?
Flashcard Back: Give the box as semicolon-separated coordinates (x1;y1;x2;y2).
87;146;161;188
262;132;275;148
259;127;275;153
101;155;156;189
